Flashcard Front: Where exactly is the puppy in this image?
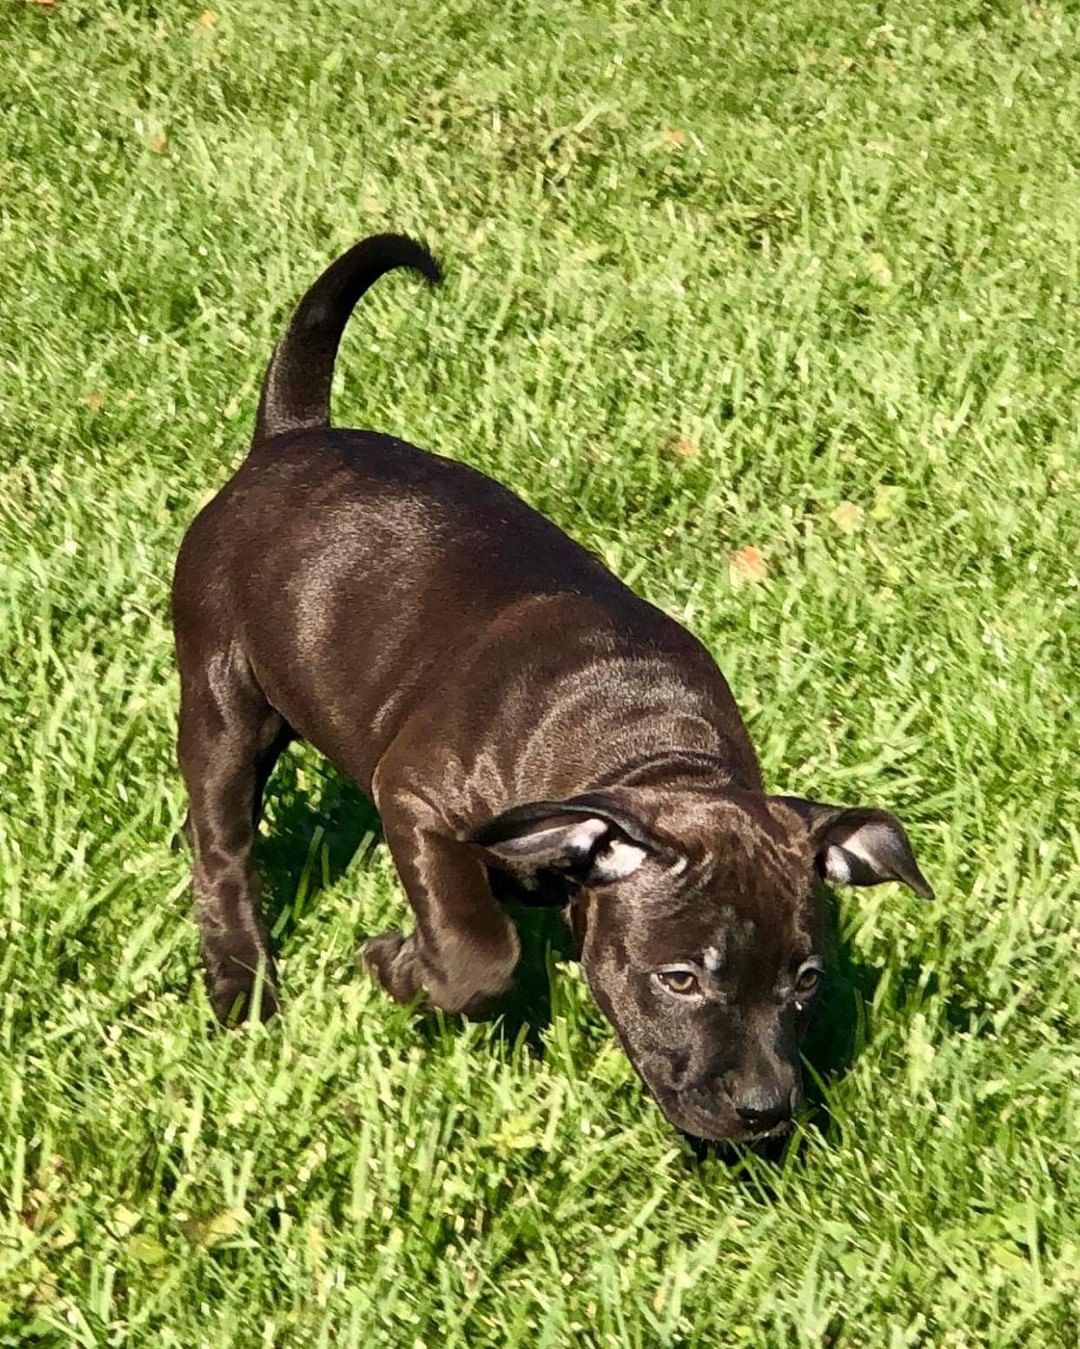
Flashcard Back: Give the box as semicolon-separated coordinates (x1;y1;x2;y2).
173;234;931;1141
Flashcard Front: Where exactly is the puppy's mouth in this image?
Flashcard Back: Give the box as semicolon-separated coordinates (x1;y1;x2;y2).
732;1118;794;1144
652;1089;795;1145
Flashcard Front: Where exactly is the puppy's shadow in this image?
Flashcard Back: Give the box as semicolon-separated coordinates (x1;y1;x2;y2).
256;754;382;943
255;755;571;1047
801;891;883;1107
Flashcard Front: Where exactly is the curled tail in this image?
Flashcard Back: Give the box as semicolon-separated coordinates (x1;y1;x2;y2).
253;233;441;443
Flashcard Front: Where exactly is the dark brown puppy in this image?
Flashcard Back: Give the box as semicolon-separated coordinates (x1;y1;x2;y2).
173;234;932;1142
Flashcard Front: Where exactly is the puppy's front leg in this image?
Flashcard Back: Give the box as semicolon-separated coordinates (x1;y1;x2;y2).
362;813;520;1017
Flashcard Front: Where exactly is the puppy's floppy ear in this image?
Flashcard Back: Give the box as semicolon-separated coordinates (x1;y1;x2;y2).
466;794;664;891
777;797;934;900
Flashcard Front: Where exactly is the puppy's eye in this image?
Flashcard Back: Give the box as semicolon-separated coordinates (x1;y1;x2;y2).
657;969;700;996
794;964;823;996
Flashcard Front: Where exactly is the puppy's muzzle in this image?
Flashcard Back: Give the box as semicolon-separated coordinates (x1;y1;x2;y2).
725;1075;802;1134
656;1069;802;1143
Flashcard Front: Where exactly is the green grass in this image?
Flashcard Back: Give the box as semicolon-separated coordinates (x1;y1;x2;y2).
1;0;1078;1343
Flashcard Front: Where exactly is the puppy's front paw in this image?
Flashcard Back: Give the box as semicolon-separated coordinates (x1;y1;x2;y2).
360;930;424;1005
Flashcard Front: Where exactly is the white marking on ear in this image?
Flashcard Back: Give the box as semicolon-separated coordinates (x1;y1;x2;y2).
591;839;648;881
559;818;610;854
478;815;609;867
823;844;852;884
844;826;892;868
482;815;610;860
825;827;895;884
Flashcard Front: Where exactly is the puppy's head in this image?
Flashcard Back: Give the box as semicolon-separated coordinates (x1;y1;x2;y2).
470;785;931;1142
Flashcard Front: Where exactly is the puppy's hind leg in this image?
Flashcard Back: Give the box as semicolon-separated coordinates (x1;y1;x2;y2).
177;645;287;1024
172;715;289;852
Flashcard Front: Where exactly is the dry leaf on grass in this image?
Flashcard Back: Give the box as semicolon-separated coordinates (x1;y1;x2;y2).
728;546;769;585
665;434;698;458
645;127;688;153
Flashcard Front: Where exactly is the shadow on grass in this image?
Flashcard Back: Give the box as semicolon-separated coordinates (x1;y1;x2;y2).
256;752;382;943
410;905;579;1057
255;755;575;1053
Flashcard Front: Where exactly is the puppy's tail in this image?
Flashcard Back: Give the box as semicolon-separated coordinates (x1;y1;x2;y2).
253;233;441;443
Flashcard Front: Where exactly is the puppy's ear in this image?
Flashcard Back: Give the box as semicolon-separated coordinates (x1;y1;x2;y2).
777;798;934;900
466;795;663;891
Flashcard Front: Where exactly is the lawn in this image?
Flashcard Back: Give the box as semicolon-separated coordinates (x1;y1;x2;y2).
1;0;1077;1344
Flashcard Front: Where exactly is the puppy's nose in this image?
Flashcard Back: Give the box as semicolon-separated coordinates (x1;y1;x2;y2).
731;1084;794;1131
